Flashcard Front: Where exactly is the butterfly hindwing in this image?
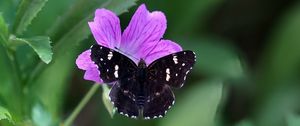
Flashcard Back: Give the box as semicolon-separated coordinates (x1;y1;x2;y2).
109;82;139;119
147;51;196;88
142;84;174;119
90;44;137;83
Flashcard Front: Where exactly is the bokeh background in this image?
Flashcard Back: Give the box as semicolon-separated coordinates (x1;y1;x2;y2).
1;0;300;126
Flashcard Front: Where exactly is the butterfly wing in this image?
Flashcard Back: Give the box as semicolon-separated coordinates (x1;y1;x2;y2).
91;44;140;118
142;84;174;119
90;44;137;83
109;82;139;119
147;51;196;88
141;51;196;119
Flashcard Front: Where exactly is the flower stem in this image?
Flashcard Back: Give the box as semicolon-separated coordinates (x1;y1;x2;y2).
63;84;100;126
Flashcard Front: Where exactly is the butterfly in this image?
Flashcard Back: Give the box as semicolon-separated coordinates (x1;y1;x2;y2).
90;44;196;119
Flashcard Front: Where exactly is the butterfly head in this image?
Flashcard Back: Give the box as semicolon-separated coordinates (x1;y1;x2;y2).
138;59;147;69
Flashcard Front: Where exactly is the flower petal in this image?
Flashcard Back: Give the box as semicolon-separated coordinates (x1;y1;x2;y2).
76;50;103;83
76;50;94;70
120;4;167;62
84;68;102;83
145;40;182;65
88;9;121;48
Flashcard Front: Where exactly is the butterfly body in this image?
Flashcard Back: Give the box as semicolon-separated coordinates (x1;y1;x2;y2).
90;44;196;119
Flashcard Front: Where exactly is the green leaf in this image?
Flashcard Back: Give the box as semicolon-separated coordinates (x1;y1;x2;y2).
286;113;300;126
0;30;23;123
160;80;223;126
0;13;8;42
254;3;300;125
10;36;53;64
13;0;49;35
0;106;14;124
102;85;115;118
235;119;254;126
258;2;300;86
31;103;52;126
178;37;243;79
0;0;19;24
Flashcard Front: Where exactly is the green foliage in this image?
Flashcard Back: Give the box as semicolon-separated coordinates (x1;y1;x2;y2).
13;0;49;35
286;113;300;126
102;85;116;118
10;36;53;64
0;106;14;124
0;14;8;42
160;80;223;126
254;2;300;126
0;0;137;125
31;103;52;126
1;0;300;125
179;37;243;79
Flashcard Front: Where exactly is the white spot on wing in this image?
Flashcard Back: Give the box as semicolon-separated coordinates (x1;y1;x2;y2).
115;65;119;70
114;71;118;78
100;58;103;61
186;70;190;74
155;92;160;96
173;55;178;64
166;68;170;74
166;68;171;81
182;63;185;66
166;74;170;81
114;65;119;78
108;51;113;60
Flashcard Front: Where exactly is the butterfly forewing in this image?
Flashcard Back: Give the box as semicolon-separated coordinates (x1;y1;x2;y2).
90;44;137;83
147;51;196;88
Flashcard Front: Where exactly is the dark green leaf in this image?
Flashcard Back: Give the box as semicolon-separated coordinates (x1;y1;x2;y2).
254;3;300;125
10;36;53;64
259;2;300;85
0;33;23;123
0;13;8;43
160;80;223;126
13;0;49;35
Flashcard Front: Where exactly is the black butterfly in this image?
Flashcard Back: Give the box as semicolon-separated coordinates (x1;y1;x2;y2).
90;44;196;119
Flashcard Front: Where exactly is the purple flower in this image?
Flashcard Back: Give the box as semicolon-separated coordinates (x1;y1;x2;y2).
76;4;182;83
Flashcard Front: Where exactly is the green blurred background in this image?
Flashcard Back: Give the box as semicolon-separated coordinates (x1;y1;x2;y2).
1;0;300;126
